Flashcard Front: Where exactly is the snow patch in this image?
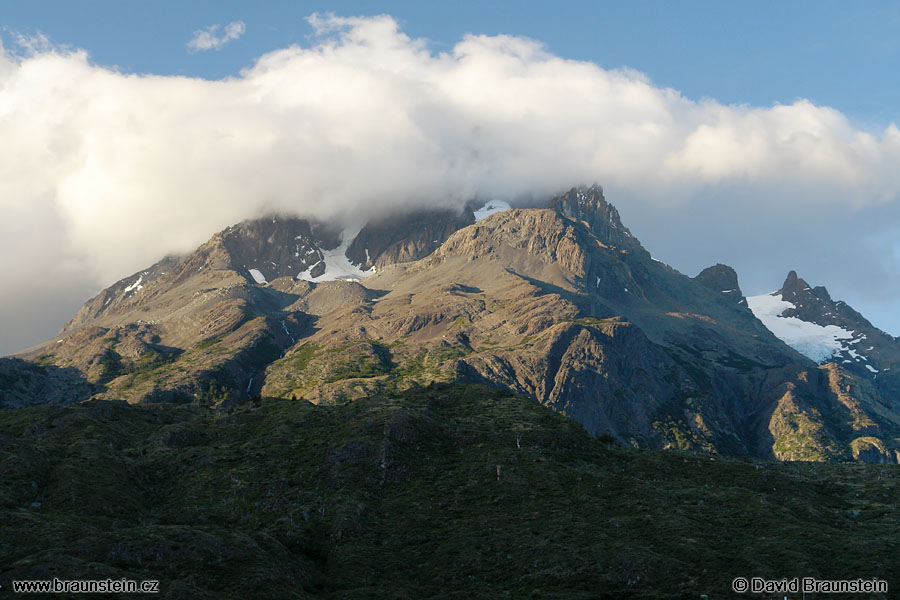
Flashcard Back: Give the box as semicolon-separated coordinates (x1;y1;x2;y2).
474;200;511;222
747;292;854;363
124;275;144;293
296;231;376;282
248;269;268;285
866;364;879;373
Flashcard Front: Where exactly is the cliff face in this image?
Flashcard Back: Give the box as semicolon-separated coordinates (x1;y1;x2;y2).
347;207;475;270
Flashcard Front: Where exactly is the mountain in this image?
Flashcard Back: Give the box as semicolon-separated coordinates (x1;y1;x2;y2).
749;271;900;379
273;189;798;455
4;185;900;462
1;207;479;409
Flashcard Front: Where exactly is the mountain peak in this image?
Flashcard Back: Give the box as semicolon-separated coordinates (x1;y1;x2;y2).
693;264;747;307
548;185;644;254
749;271;892;377
776;270;836;312
778;270;825;299
694;264;741;292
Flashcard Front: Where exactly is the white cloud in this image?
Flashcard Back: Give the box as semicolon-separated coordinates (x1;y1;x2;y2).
187;20;245;53
3;13;900;354
9;30;54;55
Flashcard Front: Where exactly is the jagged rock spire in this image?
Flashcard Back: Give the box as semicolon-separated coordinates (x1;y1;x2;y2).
774;270;871;328
777;270;833;304
548;184;644;254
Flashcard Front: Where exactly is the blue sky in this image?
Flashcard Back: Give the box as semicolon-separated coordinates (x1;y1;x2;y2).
3;1;900;354
5;0;900;123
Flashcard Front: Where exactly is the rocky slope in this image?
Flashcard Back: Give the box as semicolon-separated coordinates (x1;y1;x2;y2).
1;207;476;409
5;185;900;462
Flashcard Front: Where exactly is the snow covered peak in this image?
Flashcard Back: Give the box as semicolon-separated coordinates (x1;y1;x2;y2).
473;200;511;222
747;272;895;377
747;292;855;363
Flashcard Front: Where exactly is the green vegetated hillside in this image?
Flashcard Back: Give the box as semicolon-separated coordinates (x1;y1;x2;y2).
2;384;897;599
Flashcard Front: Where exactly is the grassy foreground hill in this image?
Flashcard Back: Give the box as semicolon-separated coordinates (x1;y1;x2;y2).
1;384;898;599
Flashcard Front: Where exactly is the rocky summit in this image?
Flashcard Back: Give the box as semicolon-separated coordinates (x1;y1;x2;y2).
4;185;900;463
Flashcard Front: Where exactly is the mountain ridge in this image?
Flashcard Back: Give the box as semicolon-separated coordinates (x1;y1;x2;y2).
4;185;900;462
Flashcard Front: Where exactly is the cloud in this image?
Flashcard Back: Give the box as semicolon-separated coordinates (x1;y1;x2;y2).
3;12;900;354
187;20;245;53
7;30;55;55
